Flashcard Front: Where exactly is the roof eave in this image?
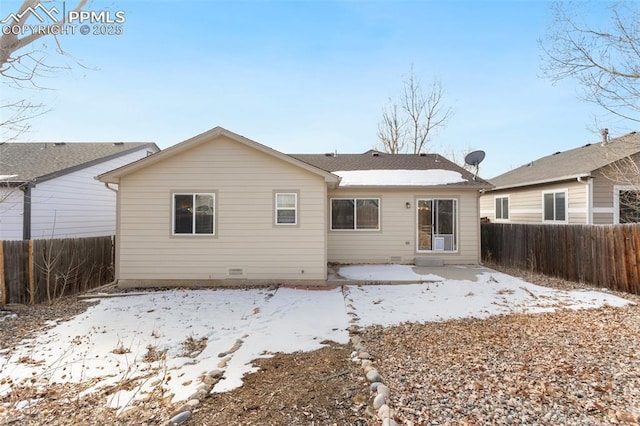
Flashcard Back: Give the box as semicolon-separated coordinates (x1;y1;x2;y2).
33;143;158;184
335;183;493;190
489;173;592;191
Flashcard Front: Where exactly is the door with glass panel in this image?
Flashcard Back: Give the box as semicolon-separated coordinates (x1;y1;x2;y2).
417;199;457;252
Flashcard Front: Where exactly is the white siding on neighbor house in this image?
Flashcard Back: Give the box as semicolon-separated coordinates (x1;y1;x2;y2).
480;180;589;224
29;149;153;239
0;188;24;240
116;136;328;281
327;188;481;264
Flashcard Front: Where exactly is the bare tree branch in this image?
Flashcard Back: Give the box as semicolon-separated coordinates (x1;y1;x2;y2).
377;100;405;154
540;1;640;123
0;0;87;142
377;66;453;154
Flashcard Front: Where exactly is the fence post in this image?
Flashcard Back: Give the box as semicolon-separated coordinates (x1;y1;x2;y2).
28;240;35;305
0;241;5;307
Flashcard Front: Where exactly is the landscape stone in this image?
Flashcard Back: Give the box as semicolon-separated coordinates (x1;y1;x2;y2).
377;384;390;397
209;369;223;378
370;381;382;392
366;369;382;383
168;410;191;425
377;403;390;419
373;393;387;409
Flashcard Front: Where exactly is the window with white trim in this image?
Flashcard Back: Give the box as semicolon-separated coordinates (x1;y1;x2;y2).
275;193;297;225
173;193;215;235
331;198;380;230
495;196;509;220
543;191;566;222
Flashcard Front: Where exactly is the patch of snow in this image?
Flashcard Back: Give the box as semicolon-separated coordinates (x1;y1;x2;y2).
334;169;467;187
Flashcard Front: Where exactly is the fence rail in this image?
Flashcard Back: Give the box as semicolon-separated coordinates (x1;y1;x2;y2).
481;223;640;294
0;236;114;305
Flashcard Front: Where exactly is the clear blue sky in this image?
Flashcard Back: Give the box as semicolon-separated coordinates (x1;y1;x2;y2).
1;0;634;178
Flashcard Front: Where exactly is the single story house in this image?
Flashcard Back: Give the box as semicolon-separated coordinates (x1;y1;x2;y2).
98;126;492;286
480;130;640;224
0;142;159;240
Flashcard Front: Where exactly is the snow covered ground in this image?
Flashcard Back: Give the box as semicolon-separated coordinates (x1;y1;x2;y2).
0;265;630;412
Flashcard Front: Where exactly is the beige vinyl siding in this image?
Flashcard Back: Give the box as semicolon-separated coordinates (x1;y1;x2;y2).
591;155;640;224
116;136;327;281
327;188;480;264
592;168;615;224
480;180;589;224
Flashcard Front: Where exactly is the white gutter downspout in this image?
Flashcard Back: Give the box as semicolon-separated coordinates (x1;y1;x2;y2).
577;177;592;224
103;181;119;282
104;182;118;193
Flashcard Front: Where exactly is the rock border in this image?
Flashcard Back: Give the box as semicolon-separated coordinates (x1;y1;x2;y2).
164;335;247;425
345;286;398;426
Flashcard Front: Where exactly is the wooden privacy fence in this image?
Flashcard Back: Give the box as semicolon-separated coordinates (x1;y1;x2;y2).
481;223;640;295
0;236;114;306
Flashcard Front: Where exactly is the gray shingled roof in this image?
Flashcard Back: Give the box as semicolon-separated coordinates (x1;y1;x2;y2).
290;151;492;187
0;142;157;182
489;132;640;190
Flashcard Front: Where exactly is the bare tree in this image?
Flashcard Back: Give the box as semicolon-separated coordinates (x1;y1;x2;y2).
540;1;640;123
377;66;452;154
595;131;640;223
1;0;86;142
377;101;405;154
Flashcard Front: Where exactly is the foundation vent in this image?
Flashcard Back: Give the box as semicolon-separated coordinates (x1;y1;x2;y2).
389;256;402;263
227;268;245;276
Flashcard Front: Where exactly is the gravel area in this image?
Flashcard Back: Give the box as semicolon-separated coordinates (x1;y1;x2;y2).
0;298;98;356
2;267;639;425
360;267;640;425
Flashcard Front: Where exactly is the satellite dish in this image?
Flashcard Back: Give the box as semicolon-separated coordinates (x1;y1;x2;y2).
464;150;486;181
464;150;486;167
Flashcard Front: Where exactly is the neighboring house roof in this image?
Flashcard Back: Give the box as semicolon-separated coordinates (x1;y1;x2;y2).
0;142;159;184
291;152;492;188
98;127;340;185
489;131;640;190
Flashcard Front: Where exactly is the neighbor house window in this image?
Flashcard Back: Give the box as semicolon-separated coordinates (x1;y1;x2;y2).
173;193;215;235
331;198;380;230
275;193;297;225
543;190;567;222
618;189;640;223
495;196;509;220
